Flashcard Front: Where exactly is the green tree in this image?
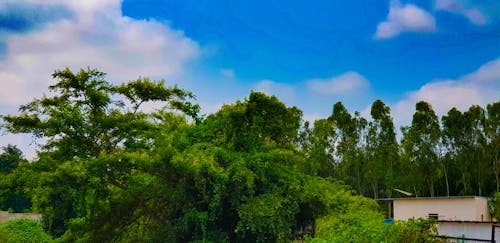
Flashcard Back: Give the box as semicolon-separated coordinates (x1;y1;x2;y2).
441;107;466;196
486;102;500;192
402;101;441;196
2;68;199;237
203;91;302;152
464;105;488;195
0;145;31;213
366;100;399;198
442;105;489;196
301;117;337;177
0;145;25;174
329;102;367;195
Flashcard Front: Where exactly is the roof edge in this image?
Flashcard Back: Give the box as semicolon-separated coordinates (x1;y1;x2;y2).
376;195;491;201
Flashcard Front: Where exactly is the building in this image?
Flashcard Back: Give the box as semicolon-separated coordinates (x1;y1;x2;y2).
378;196;499;242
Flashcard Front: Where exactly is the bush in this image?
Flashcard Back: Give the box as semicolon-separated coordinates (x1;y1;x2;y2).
310;199;439;243
0;219;53;243
489;192;500;221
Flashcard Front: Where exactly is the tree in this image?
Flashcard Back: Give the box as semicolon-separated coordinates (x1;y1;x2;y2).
0;145;24;174
486;102;500;192
301;117;337;177
442;105;489;196
203;91;302;153
329;102;367;195
0;145;31;212
2;68;199;236
463;105;487;196
366;100;399;198
442;107;466;196
402;101;441;196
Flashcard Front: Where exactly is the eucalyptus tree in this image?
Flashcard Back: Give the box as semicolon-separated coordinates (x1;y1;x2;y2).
463;105;488;195
486;102;500;192
441;107;465;196
401;101;441;196
302;117;337;177
328;102;368;195
366;100;398;198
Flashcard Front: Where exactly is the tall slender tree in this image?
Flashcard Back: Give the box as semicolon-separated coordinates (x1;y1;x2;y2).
486;102;500;192
402;101;441;196
332;103;368;194
366;100;399;198
464;105;487;195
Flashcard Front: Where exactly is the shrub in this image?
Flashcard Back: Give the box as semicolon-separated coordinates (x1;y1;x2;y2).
0;219;53;243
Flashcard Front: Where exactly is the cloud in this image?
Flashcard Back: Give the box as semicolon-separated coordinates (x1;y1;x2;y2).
0;0;200;107
435;0;487;25
220;68;235;78
307;71;369;95
390;58;500;129
253;79;296;105
375;1;436;39
0;0;201;158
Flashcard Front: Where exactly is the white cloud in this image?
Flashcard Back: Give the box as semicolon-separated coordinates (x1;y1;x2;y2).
375;1;436;39
435;0;487;25
0;0;201;158
254;79;296;105
0;1;199;106
220;68;235;78
390;58;500;129
307;71;369;95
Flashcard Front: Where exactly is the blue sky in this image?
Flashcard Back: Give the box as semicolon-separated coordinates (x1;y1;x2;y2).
0;0;499;158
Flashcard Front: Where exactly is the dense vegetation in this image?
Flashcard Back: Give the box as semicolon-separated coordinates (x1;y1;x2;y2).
0;219;53;243
0;67;496;241
301;99;499;198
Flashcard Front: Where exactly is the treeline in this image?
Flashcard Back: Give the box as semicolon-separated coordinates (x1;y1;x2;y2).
0;67;495;242
301;99;499;198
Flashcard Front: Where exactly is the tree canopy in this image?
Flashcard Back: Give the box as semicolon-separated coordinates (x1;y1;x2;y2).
2;67;497;242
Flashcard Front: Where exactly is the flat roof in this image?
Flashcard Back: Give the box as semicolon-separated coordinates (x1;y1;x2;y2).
376;195;490;201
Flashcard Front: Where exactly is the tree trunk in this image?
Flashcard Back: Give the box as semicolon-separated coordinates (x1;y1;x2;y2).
429;179;435;197
443;164;450;196
372;182;378;199
494;153;499;192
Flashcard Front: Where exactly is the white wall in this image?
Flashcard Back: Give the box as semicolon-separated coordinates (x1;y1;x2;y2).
438;222;497;241
393;197;490;221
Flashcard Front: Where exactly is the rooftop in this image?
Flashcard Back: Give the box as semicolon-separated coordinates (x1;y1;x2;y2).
376;195;490;201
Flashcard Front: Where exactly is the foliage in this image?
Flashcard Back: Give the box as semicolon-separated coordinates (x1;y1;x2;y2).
489;192;500;221
401;101;441;197
1;67;499;242
0;145;31;213
0;219;53;243
313;211;438;243
1;68;199;237
0;145;24;174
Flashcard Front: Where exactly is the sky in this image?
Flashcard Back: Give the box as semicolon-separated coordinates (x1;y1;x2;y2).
0;0;499;158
